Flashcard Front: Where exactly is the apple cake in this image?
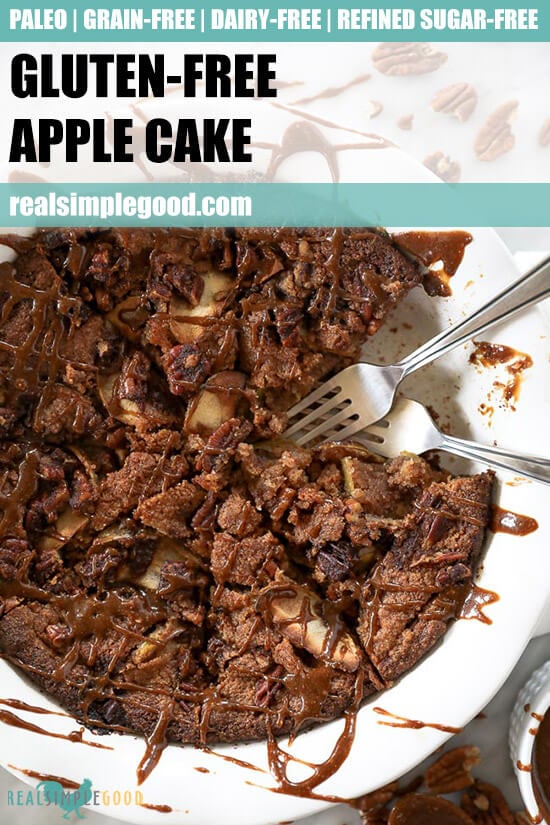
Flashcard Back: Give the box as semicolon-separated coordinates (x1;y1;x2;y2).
0;228;492;755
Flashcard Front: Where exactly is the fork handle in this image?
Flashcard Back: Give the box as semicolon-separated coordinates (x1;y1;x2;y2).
396;256;550;377
438;433;550;485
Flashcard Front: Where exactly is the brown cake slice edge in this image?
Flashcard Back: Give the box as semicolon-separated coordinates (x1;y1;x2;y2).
358;471;494;684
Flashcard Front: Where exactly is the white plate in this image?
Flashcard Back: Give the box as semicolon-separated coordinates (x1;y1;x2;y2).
1;150;550;825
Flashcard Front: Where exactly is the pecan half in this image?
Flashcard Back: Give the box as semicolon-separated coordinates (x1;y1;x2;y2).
425;746;480;793
461;780;515;825
475;101;518;162
424;152;462;183
432;83;478;122
372;43;447;76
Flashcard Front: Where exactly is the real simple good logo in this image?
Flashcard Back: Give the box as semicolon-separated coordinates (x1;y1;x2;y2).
6;778;144;819
36;779;92;820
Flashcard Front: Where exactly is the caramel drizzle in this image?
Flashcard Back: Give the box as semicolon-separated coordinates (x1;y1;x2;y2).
0;580;172;778
137;700;174;785
7;764;80;789
269;100;392;146
490;505;538;536
290;73;372;106
271;132;395;185
469;341;534;409
0;449;39;536
392;231;473;297
201;747;267;774
2;638;304;784
139;803;173;813
459;584;499;624
0;708;112;749
265;670;365;795
1;583;361;793
0;261;94;414
0;459;494;789
0;697;69;717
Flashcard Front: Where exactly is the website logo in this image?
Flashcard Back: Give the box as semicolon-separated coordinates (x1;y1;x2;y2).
36;779;92;820
7;779;144;818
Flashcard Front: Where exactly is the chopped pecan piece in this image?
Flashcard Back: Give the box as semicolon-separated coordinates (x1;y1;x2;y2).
118;351;150;405
397;114;414;131
424;152;461;183
196;417;253;473
274;304;304;348
44;623;71;650
164;343;211;395
0;538;34;581
315;541;356;582
255;663;284;707
150;252;204;306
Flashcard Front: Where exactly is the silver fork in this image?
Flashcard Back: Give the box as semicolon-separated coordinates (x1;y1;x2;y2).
283;256;550;446
356;396;550;485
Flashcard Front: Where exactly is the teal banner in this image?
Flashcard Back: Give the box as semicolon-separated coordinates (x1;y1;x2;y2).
1;1;548;42
1;183;550;227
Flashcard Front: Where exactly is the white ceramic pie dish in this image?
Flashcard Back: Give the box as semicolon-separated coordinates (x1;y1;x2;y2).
1;126;550;824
